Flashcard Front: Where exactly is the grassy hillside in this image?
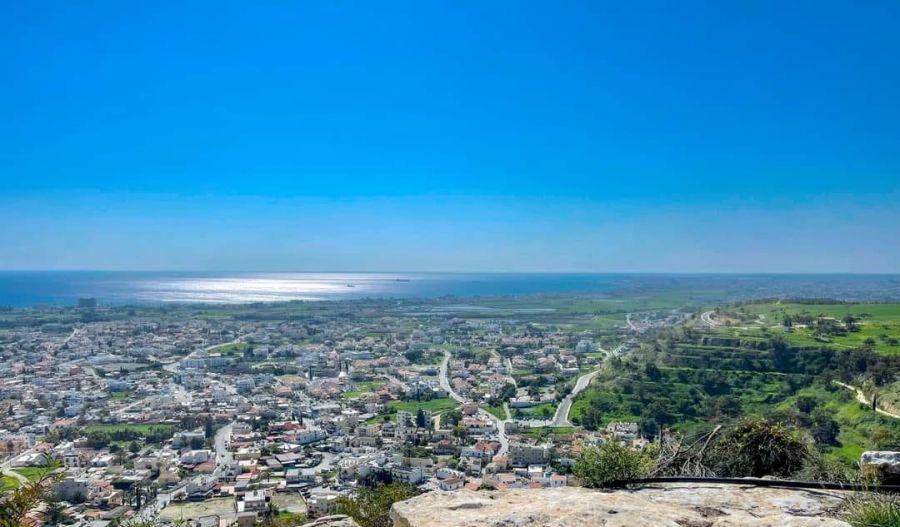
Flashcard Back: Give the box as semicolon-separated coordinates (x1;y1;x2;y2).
709;302;900;355
571;325;900;468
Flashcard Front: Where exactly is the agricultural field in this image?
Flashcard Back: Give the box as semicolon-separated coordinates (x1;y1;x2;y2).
709;302;900;355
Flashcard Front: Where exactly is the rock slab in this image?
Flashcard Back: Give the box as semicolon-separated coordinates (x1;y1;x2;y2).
390;484;850;527
860;450;900;479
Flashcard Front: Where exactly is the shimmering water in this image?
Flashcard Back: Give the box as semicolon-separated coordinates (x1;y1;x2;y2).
0;271;897;307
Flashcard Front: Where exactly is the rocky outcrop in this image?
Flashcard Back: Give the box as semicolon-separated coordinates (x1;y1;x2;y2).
298;515;360;527
390;484;849;527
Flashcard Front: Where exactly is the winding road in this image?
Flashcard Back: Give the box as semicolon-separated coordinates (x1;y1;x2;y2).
552;345;625;426
700;310;721;327
439;351;510;457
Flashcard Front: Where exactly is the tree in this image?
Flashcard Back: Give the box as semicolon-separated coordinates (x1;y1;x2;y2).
335;483;420;527
810;411;840;446
415;409;426;428
404;349;423;363
262;502;279;525
204;416;215;439
453;424;466;439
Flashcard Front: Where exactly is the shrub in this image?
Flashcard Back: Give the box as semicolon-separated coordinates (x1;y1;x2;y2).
573;441;652;488
335;482;420;527
706;418;810;478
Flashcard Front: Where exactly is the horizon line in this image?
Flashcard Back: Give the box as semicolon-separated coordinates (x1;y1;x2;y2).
1;269;898;276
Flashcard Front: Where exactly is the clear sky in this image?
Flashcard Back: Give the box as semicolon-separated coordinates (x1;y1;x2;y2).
2;1;898;272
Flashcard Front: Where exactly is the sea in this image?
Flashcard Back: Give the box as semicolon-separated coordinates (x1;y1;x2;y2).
0;271;898;307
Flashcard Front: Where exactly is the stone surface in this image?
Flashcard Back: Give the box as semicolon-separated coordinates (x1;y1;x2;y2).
298;515;360;527
390;484;850;527
860;450;900;478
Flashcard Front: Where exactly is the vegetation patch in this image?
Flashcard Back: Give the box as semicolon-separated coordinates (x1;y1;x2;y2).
843;493;900;527
387;398;459;414
481;404;506;420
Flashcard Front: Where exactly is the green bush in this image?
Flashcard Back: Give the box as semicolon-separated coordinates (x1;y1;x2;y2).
573;441;652;488
706;418;810;478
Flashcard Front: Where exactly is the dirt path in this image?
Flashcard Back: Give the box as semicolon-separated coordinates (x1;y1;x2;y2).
833;381;900;420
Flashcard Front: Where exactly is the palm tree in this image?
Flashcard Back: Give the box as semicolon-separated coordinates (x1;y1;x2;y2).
262;502;279;525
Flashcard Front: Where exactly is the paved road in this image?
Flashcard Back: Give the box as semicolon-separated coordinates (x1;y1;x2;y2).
484;411;510;457
312;451;336;472
439;351;509;457
700;310;720;327
552;345;624;426
214;422;235;478
552;370;602;426
504;358;517;387
439;351;466;403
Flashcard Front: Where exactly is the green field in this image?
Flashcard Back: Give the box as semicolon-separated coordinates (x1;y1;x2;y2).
516;402;557;418
208;342;251;356
518;426;576;439
387;398;459;414
481;404;507;420
343;380;387;399
711;303;900;355
85;423;175;435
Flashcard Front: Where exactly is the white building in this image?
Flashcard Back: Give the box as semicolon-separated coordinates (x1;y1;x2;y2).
438;476;463;491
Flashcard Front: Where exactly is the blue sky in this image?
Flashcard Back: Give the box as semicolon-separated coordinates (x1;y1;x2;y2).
1;1;898;272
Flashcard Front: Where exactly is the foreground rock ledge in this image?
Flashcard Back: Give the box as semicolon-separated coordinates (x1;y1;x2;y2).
390;484;849;527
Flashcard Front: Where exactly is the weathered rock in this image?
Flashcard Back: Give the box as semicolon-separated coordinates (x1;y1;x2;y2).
298;515;359;527
860;451;900;480
390;484;849;527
